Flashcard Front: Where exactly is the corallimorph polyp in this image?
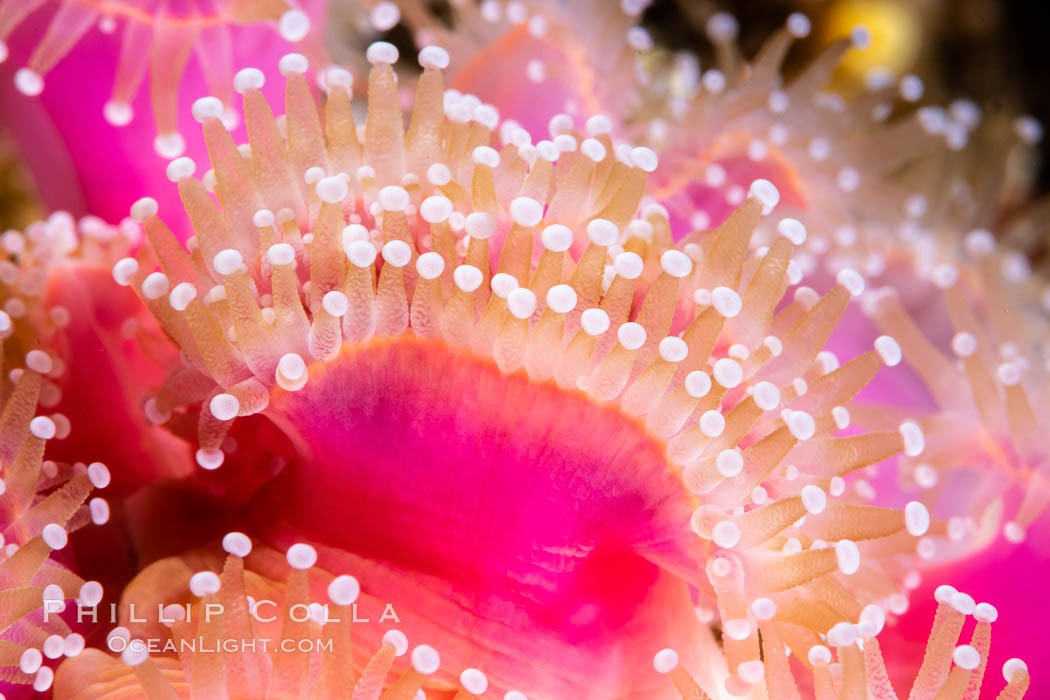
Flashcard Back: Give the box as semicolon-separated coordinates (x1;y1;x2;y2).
14;36;1022;699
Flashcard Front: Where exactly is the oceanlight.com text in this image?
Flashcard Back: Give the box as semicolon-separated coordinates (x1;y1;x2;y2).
109;636;336;655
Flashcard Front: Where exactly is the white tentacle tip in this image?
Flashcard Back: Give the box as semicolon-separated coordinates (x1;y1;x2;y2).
278;53;308;76
278;9;311;42
952;645;981;671
460;668;488;694
1003;658;1028;683
835;539;860;575
286;543;317;570
222;532;252;558
366;41;399;65
189;571;221;597
14;68;44;96
419;45;450;70
874;335;902;366
130;198;159;222
411;645;440;674
209;393;239;421
233;67;265;94
191;96;224;123
748;179;779;214
653;648;679;674
328;574;360;606
383;630;409;656
153;132;186;158
196;449;224;470
42;523;68;549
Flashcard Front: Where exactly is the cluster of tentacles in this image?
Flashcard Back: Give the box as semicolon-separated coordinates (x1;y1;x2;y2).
54;535;1033;699
0;215;124;693
21;42;1020;698
0;2;1043;699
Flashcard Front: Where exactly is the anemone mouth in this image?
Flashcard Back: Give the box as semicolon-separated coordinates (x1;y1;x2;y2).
242;334;710;695
256;334;705;581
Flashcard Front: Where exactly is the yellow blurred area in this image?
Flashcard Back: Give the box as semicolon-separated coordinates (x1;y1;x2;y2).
822;0;923;88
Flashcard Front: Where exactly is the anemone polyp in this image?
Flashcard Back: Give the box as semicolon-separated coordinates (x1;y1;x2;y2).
0;213;144;690
866;242;1050;551
0;0;318;149
657;585;1028;699
547;5;1042;299
0;335;109;692
83;40;1023;697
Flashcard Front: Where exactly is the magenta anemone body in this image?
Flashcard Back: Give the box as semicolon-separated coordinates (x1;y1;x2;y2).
247;338;707;697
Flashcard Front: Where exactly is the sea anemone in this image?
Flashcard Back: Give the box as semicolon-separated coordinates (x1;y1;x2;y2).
0;216;125;694
26;41;1024;698
862;232;1050;547
0;3;1043;699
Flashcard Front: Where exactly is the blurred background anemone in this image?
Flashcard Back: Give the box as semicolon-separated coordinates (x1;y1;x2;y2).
3;0;1050;229
644;0;1050;184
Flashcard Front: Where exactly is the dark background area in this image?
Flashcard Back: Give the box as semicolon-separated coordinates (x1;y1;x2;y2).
640;0;1050;192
